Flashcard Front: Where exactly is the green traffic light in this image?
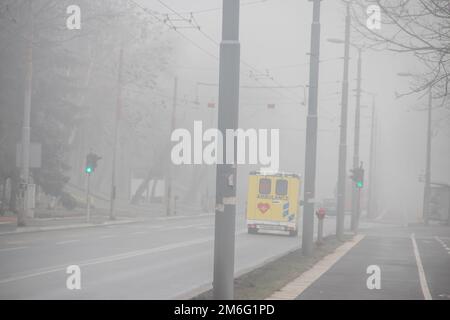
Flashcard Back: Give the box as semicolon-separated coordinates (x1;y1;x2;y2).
356;181;363;188
85;167;93;174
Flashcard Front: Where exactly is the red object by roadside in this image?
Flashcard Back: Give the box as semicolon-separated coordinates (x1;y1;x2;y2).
316;207;326;220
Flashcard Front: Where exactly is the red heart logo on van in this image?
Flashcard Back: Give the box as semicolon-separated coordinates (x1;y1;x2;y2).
257;203;270;214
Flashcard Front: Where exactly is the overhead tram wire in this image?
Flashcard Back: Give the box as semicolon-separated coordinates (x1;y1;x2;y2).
157;0;303;102
129;0;303;106
176;0;272;16
146;1;302;106
154;0;304;105
128;0;219;61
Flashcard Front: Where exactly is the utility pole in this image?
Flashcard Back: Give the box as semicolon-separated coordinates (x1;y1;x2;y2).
19;0;34;226
302;0;322;256
205;102;216;212
86;172;91;222
336;1;351;240
166;76;178;216
109;44;124;221
213;0;240;300
423;88;432;224
351;48;362;232
367;95;377;219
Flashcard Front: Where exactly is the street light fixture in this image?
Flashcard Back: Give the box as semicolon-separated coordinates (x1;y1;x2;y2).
329;1;351;240
328;34;366;232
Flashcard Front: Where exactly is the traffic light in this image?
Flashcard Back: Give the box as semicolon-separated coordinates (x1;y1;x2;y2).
350;167;364;188
85;152;101;174
356;172;364;188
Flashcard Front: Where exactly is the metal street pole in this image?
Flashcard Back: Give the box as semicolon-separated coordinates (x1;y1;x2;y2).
206;103;216;212
302;0;322;256
351;48;362;232
109;44;124;221
423;88;432;224
19;0;34;226
86;173;91;222
367;95;377;219
166;77;178;216
336;1;351;240
213;0;240;300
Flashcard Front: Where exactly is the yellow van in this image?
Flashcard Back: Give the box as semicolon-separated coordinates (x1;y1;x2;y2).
246;171;301;236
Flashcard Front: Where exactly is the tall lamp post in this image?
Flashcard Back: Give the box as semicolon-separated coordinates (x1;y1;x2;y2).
367;93;377;219
328;29;367;233
423;88;432;224
398;73;433;223
109;44;124;221
302;0;322;256
213;0;240;300
328;0;351;240
351;48;362;232
19;0;34;226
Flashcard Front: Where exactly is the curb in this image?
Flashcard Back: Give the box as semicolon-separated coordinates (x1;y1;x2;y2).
0;218;147;236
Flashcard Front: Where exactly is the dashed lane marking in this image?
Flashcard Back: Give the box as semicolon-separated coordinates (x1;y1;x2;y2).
98;235;116;239
55;240;80;245
411;233;432;300
0;246;28;252
434;236;450;252
5;241;27;245
0;230;246;285
196;225;213;230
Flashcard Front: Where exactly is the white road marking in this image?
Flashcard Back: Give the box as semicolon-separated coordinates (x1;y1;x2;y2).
6;241;27;245
0;246;28;252
267;234;365;300
131;231;147;235
196;225;213;230
0;230;246;285
144;225;163;229
434;236;450;251
98;235;116;239
411;233;432;300
55;240;80;245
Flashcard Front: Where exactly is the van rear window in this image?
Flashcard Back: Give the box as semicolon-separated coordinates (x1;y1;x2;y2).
276;179;288;196
259;178;271;195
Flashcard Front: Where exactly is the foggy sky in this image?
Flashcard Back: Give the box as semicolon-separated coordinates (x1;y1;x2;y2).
141;0;449;219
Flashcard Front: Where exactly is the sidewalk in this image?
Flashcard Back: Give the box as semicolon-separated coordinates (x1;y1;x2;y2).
296;232;424;299
268;223;450;300
0;201;164;235
0;214;146;235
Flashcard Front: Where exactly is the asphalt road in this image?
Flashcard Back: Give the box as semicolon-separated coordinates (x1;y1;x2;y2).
0;213;345;299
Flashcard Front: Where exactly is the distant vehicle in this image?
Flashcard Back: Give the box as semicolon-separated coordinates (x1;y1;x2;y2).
322;198;337;216
246;171;301;236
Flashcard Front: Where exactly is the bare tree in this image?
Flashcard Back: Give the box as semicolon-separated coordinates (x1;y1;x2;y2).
351;0;450;105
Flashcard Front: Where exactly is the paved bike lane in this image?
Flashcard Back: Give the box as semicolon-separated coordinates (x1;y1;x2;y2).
296;233;425;300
